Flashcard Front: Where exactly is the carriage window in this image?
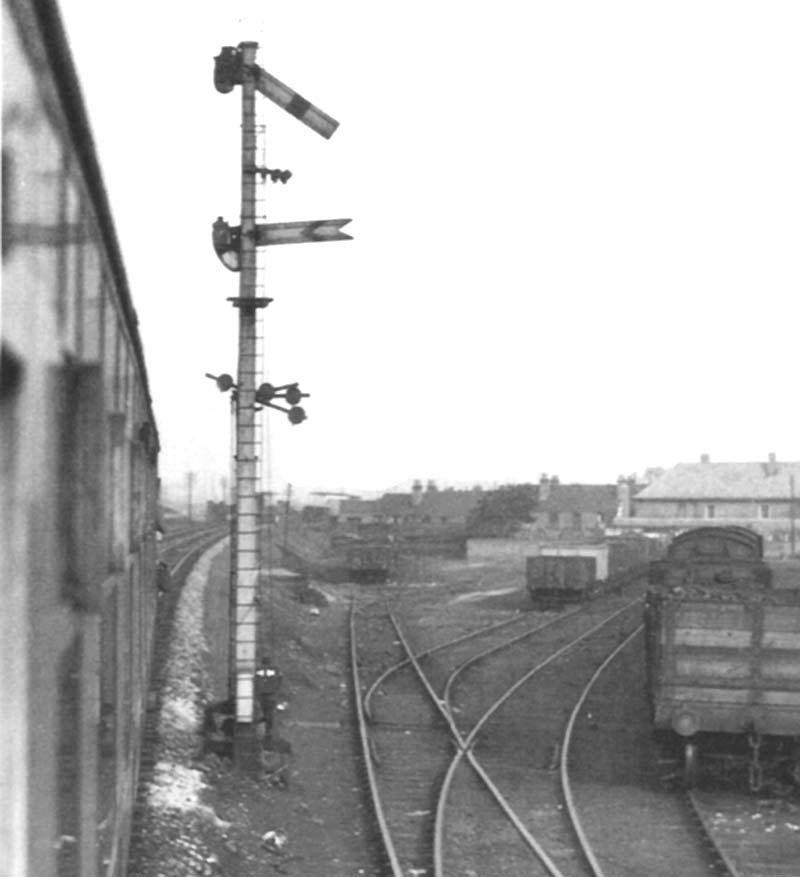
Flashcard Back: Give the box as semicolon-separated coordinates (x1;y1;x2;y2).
55;362;103;608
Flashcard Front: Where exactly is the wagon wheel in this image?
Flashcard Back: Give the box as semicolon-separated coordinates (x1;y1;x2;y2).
683;741;699;788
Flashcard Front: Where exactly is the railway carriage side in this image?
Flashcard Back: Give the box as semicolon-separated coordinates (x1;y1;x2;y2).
2;0;160;873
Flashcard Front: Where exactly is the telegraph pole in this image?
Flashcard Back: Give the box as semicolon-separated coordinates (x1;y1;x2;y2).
186;471;195;522
282;483;292;553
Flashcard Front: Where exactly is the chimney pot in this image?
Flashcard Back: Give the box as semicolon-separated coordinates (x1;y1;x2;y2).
538;475;551;502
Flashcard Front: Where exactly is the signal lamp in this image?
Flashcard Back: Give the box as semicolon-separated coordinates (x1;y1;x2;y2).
214;47;242;94
258;167;292;184
205;372;236;392
212;217;241;272
254;381;308;424
284;385;303;405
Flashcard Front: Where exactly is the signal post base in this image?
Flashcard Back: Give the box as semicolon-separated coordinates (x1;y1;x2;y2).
233;723;262;773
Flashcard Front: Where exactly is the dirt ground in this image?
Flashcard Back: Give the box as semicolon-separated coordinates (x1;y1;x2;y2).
129;545;800;876
195;548;379;876
128;545;536;876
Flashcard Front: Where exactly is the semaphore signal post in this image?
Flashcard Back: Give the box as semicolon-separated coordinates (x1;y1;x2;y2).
210;41;350;769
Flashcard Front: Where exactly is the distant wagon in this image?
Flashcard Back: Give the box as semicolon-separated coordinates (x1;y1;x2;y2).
346;541;395;585
644;526;800;788
526;536;655;609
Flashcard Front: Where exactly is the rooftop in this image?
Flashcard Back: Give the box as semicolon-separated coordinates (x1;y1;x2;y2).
538;484;619;515
635;459;800;500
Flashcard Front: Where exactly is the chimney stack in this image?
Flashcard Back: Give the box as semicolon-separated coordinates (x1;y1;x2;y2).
616;475;632;518
539;473;550;502
766;452;778;477
700;453;710;464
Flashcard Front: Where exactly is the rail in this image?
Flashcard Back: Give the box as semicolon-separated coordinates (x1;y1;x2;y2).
348;602;404;877
363;608;575;722
433;598;642;877
354;590;644;876
128;527;229;874
559;625;644;877
685;793;737;877
684;790;799;877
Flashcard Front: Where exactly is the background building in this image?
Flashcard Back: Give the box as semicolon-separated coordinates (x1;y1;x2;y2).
532;475;625;539
614;453;800;556
339;480;482;530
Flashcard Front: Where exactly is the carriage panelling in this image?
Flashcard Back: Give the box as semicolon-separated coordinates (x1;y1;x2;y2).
2;1;161;873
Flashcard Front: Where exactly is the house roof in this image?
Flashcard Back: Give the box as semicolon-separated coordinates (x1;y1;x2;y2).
538;484;618;515
379;493;415;515
339;499;380;516
418;489;481;518
339;489;481;519
635;461;800;500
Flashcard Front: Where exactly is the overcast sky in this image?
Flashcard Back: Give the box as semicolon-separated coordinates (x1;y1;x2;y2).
58;1;800;502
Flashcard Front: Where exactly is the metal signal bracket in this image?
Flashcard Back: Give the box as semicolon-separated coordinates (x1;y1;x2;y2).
226;297;273;309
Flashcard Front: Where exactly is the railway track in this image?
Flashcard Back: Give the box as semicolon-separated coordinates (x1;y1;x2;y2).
554;626;800;877
357;601;590;874
438;597;644;877
353;581;796;877
687;790;800;877
351;589;654;876
159;524;229;566
127;527;229;869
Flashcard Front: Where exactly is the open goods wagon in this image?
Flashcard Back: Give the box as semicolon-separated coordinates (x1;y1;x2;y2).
644;526;800;788
345;540;395;585
527;535;656;609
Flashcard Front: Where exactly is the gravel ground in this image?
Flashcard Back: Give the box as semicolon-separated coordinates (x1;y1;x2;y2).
129;541;379;876
127;549;538;876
